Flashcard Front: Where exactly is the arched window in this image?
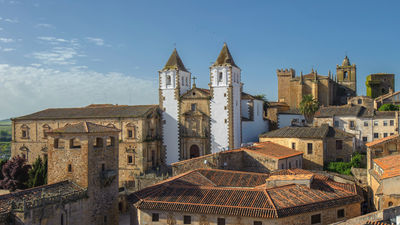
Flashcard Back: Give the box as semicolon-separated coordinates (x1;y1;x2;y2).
218;72;223;82
388;201;393;207
343;71;348;79
21;124;30;139
166;75;171;85
42;124;51;139
19;146;29;161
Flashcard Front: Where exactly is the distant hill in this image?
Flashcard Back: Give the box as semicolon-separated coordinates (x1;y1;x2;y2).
0;119;11;126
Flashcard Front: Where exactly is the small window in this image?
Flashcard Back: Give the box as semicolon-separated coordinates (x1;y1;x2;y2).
22;130;27;138
217;218;225;225
374;133;379;139
357;99;362;104
54;138;59;148
43;124;51;138
334;121;339;127
389;201;393;207
107;136;115;147
362;136;368;142
184;215;191;224
254;222;262;225
337;209;345;218
390;120;394;126
218;72;223;82
166;75;171;85
349;121;355;129
94;137;103;148
291;142;296;150
102;163;105;171
311;214;321;224
307;143;313;154
364;121;368;127
336;140;343;150
128;155;133;164
384;133;388;138
289;162;292;169
152;213;159;222
191;103;197;111
70;138;81;149
68;164;72;172
383;121;388;126
281;164;285;169
374;121;378;126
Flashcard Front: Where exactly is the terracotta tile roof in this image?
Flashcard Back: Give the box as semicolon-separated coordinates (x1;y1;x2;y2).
48;122;120;134
373;154;400;179
12;104;158;120
244;142;303;160
364;220;394;225
0;181;86;214
129;169;362;219
365;134;399;147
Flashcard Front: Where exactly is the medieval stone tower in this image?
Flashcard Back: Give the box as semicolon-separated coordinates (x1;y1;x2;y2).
159;49;191;164
277;68;295;103
336;55;357;98
47;122;120;225
210;43;242;151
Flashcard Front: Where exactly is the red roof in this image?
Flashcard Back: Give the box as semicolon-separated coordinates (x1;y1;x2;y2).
366;134;399;147
129;169;362;219
373;154;400;179
245;142;303;159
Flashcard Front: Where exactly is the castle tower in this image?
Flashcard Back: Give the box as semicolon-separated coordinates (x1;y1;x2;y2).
209;43;241;152
47;122;120;225
159;49;191;164
277;68;295;103
336;55;357;96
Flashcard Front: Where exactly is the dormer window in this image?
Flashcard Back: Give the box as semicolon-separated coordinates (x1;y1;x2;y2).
218;72;223;82
166;75;172;85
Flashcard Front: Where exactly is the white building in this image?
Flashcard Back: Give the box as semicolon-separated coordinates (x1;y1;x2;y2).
159;44;269;164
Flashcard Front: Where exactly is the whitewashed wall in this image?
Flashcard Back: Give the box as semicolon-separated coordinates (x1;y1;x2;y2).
242;99;269;143
278;114;305;128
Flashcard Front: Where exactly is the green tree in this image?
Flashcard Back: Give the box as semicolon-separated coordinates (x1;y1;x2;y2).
26;156;47;188
299;94;319;124
378;104;399;111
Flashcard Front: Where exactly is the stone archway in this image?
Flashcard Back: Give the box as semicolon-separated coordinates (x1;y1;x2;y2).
189;145;200;159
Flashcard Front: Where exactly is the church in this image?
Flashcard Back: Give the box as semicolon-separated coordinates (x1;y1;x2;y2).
159;43;269;164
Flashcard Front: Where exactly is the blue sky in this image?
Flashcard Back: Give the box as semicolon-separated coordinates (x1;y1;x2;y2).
0;0;400;119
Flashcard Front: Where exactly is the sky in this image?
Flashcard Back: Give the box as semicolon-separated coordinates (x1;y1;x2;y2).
1;0;400;119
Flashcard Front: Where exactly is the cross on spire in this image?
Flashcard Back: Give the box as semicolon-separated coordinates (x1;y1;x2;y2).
192;76;197;87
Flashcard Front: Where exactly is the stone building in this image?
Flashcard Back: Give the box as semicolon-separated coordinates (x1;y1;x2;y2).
11;104;162;187
129;168;362;225
259;124;355;170
277;56;357;109
347;96;374;109
368;154;400;211
171;141;303;176
366;73;395;98
0;122;120;225
314;105;399;151
374;90;400;109
159;44;269;164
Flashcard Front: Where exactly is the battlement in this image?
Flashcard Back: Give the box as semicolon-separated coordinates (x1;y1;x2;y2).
277;68;295;78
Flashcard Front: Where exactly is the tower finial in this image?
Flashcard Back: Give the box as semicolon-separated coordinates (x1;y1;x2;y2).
192;76;197;88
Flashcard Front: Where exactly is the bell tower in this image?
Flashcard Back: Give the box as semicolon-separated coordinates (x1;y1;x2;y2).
159;49;191;164
209;43;241;152
336;55;357;96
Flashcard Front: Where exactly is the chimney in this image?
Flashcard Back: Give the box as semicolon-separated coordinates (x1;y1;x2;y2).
265;174;314;188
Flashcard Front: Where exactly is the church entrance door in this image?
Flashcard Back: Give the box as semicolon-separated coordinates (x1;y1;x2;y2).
189;145;200;159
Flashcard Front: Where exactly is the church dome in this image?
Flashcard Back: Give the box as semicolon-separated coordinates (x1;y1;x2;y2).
342;56;350;66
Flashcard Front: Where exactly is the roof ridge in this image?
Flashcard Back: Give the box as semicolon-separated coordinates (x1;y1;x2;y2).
263;188;278;217
84;122;89;132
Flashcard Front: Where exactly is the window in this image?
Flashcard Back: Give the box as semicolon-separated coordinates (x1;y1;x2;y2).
337;209;345;218
166;75;171;85
390;133;394;136
311;214;321;224
336;140;343;150
364;121;368;127
349;121;355;129
191;103;197;111
289;162;292;169
254;222;262;225
374;133;379;139
281;164;285;169
184;215;191;224
390;120;394;126
54;139;65;149
357;99;362;104
291;142;296;150
128;155;133;164
389;201;393;207
107;136;115;147
362;136;368;142
217;218;225;225
374;121;378;126
128;130;133;138
384;133;388;138
68;164;72;172
334;121;339;127
54;138;59;148
70;138;81;149
127;124;136;139
218;72;223;82
383;121;388;126
307;143;313;154
43;124;51;138
94;137;103;148
152;213;159;222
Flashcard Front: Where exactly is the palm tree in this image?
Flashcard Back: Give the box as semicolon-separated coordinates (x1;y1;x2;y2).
299;94;319;124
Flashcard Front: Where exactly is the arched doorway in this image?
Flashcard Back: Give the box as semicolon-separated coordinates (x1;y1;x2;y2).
189;145;200;159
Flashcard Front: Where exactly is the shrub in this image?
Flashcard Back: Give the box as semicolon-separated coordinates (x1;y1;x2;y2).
0;156;31;191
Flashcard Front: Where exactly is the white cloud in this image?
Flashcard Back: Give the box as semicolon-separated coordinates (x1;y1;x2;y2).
0;37;14;43
86;37;105;46
35;23;55;29
2;47;14;52
0;64;158;119
3;18;18;23
32;47;80;65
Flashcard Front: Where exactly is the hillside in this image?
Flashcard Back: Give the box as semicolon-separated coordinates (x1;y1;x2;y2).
0;119;11;159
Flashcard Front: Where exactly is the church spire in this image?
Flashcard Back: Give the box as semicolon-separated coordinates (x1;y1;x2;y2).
162;48;188;72
342;55;350;66
212;43;238;68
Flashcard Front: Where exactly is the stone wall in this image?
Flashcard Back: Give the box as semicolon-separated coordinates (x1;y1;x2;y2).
325;137;354;163
332;205;400;225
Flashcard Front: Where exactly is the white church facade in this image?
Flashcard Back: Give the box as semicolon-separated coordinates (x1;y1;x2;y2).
159;43;269;164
